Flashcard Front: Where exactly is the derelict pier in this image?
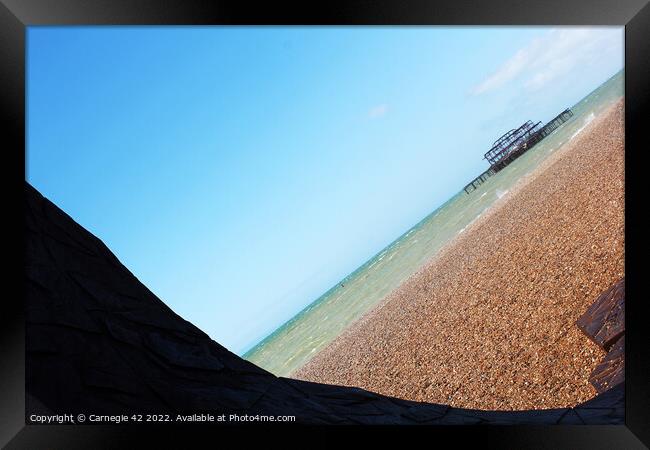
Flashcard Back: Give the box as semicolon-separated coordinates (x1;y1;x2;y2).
464;108;574;194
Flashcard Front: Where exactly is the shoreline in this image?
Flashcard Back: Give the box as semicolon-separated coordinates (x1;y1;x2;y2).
293;98;625;411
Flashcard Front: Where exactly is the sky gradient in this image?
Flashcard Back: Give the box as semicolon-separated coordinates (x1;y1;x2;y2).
27;27;623;353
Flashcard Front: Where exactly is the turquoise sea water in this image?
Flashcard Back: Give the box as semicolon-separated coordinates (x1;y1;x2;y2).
243;70;624;377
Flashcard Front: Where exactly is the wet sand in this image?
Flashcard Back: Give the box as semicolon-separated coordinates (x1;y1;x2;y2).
293;99;625;411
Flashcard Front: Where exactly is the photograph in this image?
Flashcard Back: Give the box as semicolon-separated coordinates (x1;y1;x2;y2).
1;1;648;446
24;25;626;423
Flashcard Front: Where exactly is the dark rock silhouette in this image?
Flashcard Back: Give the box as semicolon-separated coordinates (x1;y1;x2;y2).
25;182;623;424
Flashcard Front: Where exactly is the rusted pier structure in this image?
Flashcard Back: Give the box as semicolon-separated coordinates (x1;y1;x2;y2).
521;108;574;152
464;167;496;194
484;120;543;172
463;108;574;194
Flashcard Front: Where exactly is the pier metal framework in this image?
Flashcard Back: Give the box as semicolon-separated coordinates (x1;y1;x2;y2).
484;120;542;167
463;108;574;194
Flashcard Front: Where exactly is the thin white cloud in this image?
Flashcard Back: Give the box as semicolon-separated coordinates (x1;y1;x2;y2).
470;28;622;96
368;104;389;119
470;45;536;95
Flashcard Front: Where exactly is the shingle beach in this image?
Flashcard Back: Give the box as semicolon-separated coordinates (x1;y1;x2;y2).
293;99;625;411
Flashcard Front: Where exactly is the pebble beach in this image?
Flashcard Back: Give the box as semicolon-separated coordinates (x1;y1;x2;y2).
293;99;625;411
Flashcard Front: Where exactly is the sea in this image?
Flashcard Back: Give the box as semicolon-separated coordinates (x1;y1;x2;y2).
243;69;624;377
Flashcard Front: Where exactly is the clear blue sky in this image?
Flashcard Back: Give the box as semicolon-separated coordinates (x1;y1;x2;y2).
27;26;623;354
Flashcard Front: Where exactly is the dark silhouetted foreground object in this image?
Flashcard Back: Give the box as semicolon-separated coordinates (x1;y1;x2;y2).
590;336;625;394
25;182;623;424
576;278;625;394
577;278;625;351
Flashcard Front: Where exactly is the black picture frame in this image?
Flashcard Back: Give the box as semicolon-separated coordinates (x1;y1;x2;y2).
2;0;648;447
